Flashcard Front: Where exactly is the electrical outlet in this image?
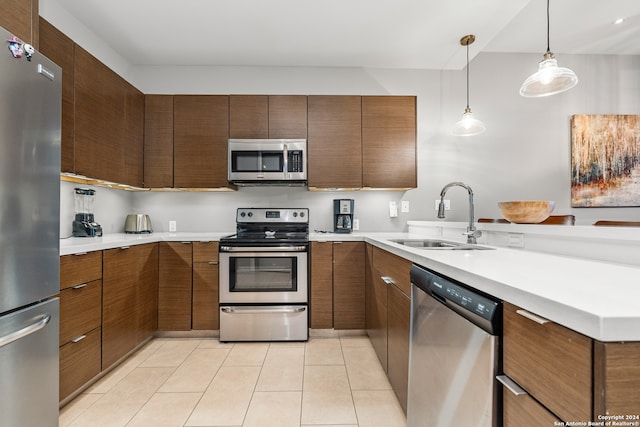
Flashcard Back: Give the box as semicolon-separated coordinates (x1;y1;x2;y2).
353;219;360;231
169;220;177;232
401;201;410;213
434;199;451;211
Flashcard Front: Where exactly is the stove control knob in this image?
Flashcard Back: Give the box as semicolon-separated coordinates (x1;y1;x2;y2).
240;212;246;218
247;212;253;217
300;211;305;217
293;212;298;217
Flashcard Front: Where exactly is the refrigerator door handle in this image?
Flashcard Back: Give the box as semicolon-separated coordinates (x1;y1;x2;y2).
0;314;51;349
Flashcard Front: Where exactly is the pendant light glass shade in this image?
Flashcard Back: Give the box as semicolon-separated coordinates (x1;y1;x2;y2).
453;34;485;137
453;107;486;136
520;52;578;97
520;0;578;97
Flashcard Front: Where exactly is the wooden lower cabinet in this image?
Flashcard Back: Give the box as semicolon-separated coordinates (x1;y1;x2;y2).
387;284;410;413
310;241;334;329
366;244;412;413
503;302;592;422
502;384;562;427
158;242;193;330
59;279;102;345
366;245;388;371
102;243;159;370
59;251;103;402
59;327;102;401
333;242;365;329
192;242;219;330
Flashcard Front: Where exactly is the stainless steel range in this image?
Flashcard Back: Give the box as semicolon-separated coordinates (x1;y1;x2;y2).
219;208;309;342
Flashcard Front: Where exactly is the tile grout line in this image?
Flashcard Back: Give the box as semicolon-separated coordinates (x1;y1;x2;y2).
125;338;203;427
340;337;361;427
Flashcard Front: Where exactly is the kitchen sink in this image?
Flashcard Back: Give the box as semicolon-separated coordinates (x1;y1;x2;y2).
389;238;494;250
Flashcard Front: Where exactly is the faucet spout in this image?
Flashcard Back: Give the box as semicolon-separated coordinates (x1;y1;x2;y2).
437;181;481;244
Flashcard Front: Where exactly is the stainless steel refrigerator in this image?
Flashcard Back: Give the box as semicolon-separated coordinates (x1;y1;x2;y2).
0;25;62;426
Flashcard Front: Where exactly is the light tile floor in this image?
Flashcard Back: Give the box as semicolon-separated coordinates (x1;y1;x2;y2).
60;336;407;427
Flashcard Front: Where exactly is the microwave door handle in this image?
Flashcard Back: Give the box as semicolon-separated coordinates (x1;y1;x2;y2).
283;144;288;179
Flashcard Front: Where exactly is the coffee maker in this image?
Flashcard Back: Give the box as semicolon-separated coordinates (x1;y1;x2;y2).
333;199;354;233
72;188;103;237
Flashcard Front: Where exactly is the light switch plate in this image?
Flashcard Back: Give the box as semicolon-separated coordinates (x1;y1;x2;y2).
353;219;360;230
389;201;398;218
401;201;410;213
169;220;177;232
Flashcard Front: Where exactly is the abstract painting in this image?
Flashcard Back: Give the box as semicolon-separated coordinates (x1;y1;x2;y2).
571;114;640;207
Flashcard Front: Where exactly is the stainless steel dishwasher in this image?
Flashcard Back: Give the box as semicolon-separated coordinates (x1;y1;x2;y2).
407;264;501;427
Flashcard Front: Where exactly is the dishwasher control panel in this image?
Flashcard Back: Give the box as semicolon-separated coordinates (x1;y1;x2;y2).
410;264;501;335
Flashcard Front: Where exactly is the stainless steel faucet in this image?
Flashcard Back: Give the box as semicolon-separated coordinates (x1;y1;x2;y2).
437;181;482;244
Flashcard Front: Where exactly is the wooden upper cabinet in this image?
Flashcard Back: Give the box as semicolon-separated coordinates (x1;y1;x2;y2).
122;81;144;187
144;95;174;188
308;96;362;189
174;95;229;188
268;95;307;139
0;0;38;46
39;18;75;174
74;46;126;183
229;95;268;139
229;95;307;139
362;96;416;189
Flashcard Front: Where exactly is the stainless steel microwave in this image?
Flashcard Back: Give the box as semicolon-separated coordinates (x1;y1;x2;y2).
228;139;307;185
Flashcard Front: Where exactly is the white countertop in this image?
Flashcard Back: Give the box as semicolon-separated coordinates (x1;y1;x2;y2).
60;230;640;342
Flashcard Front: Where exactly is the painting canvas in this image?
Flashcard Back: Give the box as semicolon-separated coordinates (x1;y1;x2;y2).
571;114;640;207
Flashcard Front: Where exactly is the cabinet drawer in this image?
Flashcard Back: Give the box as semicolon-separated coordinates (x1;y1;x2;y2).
59;279;102;345
193;241;219;263
503;303;592;422
59;327;101;401
60;251;102;290
372;246;412;295
502;382;562;426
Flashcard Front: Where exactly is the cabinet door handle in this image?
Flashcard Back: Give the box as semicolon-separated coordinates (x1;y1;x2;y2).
72;283;87;289
208;261;219;265
181;242;192;245
381;276;395;285
120;246;130;250
516;309;549;325
497;375;527;396
74;252;88;256
71;335;86;343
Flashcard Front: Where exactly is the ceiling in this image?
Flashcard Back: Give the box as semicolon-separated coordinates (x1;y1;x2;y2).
45;0;640;70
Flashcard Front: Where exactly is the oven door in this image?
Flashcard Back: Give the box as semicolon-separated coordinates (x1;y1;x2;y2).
219;249;308;304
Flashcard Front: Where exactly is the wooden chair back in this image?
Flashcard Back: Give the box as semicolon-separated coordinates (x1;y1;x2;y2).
479;215;575;225
593;220;640;227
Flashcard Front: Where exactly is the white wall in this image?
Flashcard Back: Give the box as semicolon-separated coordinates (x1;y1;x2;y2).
49;5;640;232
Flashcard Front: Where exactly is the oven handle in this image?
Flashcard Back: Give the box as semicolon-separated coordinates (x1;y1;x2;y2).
220;246;308;252
220;306;306;314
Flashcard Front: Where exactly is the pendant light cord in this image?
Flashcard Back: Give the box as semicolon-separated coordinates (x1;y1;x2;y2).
546;0;551;54
465;41;470;110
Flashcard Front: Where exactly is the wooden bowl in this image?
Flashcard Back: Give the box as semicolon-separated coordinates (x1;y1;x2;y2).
498;201;555;224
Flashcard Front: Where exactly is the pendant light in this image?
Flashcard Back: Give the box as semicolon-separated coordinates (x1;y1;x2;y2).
520;0;578;97
452;34;485;137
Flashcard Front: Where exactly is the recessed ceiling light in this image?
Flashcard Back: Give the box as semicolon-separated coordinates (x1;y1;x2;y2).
614;18;624;25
